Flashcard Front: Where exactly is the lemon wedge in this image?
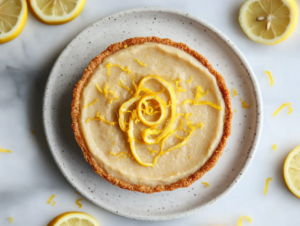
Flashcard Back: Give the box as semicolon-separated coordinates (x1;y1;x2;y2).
29;0;86;25
284;145;300;198
47;212;99;226
0;0;27;44
239;0;298;45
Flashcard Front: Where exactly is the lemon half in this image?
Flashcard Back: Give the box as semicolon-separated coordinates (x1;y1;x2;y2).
29;0;86;25
284;145;300;198
47;212;99;226
239;0;299;45
0;0;27;44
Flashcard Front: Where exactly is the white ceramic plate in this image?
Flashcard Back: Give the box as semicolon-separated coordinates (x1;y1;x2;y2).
43;7;262;221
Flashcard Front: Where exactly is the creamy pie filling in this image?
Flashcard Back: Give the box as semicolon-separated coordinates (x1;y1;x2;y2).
80;43;225;186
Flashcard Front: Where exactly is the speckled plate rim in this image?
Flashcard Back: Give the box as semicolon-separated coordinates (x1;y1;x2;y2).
43;7;263;221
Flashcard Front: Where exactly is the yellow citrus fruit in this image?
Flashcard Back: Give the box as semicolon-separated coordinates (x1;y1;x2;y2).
284;145;300;198
47;212;99;226
239;0;299;45
0;0;28;44
28;0;86;25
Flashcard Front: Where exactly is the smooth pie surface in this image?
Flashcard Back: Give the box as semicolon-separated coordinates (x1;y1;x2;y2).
79;43;225;186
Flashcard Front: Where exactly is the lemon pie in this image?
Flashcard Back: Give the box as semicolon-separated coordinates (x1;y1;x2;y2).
72;37;232;193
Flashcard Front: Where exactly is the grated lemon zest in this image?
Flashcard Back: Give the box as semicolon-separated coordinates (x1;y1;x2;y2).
76;199;82;209
147;147;158;155
47;194;55;204
52;201;56;206
86;111;118;125
186;76;193;84
105;63;134;76
273;144;277;151
0;146;12;153
265;71;274;86
234;109;237;113
96;83;119;104
8;217;13;223
273;103;292;116
110;151;133;160
201;182;210;188
189;156;192;159
232;88;238;97
174;79;186;92
118;79;134;94
83;99;98;108
135;59;146;67
238;216;252;226
264;178;272;195
288;106;293;115
240;98;251;108
124;44;127;48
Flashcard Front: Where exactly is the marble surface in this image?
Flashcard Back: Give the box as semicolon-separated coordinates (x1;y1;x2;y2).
0;0;300;225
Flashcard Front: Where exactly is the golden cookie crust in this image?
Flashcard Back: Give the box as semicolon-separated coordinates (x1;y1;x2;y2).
71;37;232;194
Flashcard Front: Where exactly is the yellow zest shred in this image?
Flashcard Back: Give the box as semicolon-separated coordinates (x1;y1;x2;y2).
240;98;251;108
52;201;56;206
186;76;193;84
96;83;119;104
273;103;292;116
189;156;192;159
118;79;134;94
47;194;55;204
264;178;272;195
105;63;133;76
147;147;158;155
288;106;293;115
265;71;274;86
273;144;277;151
83;99;98;108
124;44;127;48
201;182;210;188
0;146;12;153
232;88;238;97
8;217;13;223
234;109;237;113
86;111;118;125
174;79;186;92
238;216;252;226
110;151;133;160
76;199;82;209
135;59;146;67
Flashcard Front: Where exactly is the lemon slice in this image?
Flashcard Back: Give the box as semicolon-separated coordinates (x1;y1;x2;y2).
47;212;99;226
239;0;299;45
29;0;86;25
0;0;27;44
284;145;300;198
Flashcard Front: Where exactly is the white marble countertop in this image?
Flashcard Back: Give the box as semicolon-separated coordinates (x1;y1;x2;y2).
1;0;300;225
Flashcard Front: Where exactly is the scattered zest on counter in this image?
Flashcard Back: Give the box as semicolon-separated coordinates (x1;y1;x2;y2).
238;216;252;226
264;178;273;195
240;98;251;108
52;201;56;206
234;109;237;113
47;194;55;204
201;182;210;188
273;103;292;116
273;144;277;151
8;217;13;223
83;99;98;109
265;71;274;86
288;106;293;115
0;146;12;153
232;88;238;97
76;199;83;209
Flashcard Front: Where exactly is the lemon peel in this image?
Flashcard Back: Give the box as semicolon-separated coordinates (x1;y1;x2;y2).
232;88;238;97
264;178;272;195
47;194;55;204
96;83;119;104
288;106;293;115
76;199;82;209
265;71;274;86
174;79;186;92
238;216;252;226
52;201;56;206
119;96;141;132
135;59;146;67
86;111;117;125
105;63;133;76
273;103;292;116
0;146;12;153
8;217;13;223
273;144;277;151
148;147;158;155
201;182;210;188
118;79;134;94
110;151;133;160
83;99;98;108
186;76;193;84
240;98;251;108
